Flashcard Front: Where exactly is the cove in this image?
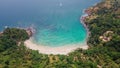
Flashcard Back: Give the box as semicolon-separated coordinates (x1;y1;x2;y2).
0;0;100;47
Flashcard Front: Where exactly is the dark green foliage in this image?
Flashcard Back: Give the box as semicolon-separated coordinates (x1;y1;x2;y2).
3;28;29;41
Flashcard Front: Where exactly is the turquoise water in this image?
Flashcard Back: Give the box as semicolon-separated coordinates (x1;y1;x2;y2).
0;0;100;47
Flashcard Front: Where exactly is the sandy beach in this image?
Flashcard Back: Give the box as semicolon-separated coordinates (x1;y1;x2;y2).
24;38;88;55
23;3;92;55
24;12;89;55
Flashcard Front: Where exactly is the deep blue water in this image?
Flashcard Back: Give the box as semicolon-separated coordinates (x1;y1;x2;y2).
0;0;100;47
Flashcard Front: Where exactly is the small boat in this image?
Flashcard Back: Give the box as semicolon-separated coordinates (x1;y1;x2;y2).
60;3;63;7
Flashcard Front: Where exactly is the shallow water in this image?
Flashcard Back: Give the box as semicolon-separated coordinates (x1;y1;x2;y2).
0;0;100;47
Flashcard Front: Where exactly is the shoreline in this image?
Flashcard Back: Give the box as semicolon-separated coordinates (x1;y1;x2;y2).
80;0;101;44
24;2;100;55
24;14;90;55
80;8;92;46
80;13;90;38
24;38;88;55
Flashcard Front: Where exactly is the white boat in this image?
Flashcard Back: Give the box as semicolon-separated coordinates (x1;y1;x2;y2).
59;3;63;7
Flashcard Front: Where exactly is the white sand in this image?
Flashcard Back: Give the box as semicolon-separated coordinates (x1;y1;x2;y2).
24;38;88;55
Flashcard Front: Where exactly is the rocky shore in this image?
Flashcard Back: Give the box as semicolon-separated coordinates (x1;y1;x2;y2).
25;27;35;37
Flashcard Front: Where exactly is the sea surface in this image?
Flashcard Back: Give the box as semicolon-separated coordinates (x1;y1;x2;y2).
0;0;100;47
